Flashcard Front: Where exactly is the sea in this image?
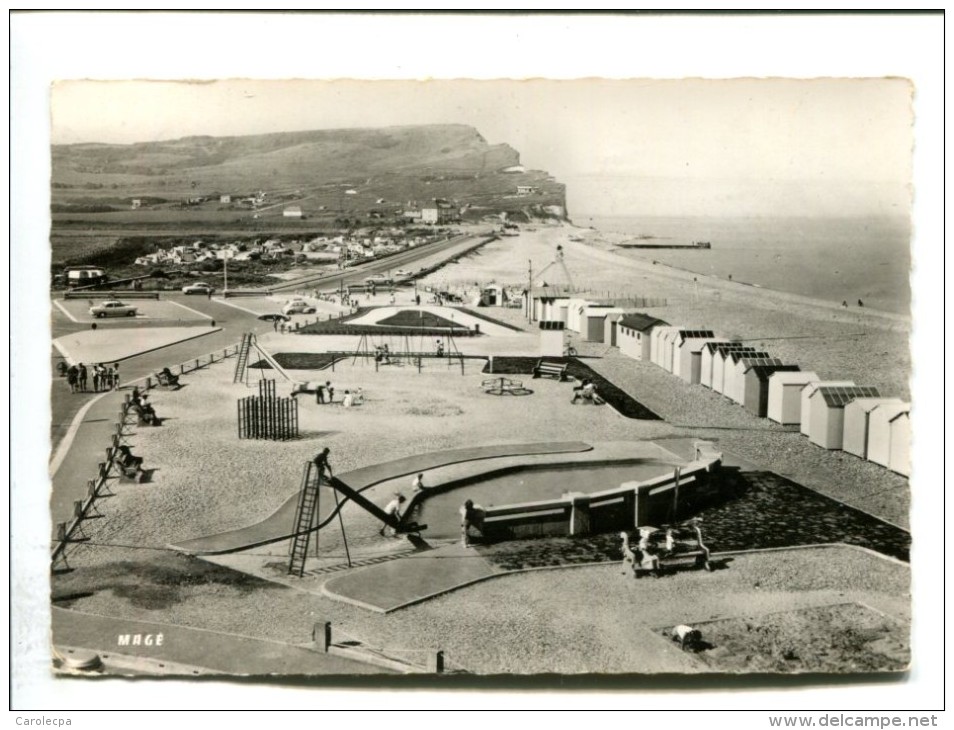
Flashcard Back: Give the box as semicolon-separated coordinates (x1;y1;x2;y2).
578;215;912;315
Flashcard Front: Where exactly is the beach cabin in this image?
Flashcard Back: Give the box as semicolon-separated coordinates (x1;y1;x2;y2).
532;295;570;325
842;397;904;459
660;328;684;373
800;381;856;436
766;371;820;424
699;340;732;388
725;351;771;403
566;299;595;334
600;308;638;347
538;320;566;357
741;363;801;417
867;403;911;476
673;330;716;383
617;314;668;361
807;385;881;450
478;285;508;307
711;346;756;395
650;326;680;368
581;305;615;342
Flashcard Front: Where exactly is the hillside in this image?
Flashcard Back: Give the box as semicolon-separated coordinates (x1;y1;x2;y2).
50;124;567;222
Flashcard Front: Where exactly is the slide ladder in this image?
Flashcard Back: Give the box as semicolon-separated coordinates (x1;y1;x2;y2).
233;333;253;383
288;462;322;576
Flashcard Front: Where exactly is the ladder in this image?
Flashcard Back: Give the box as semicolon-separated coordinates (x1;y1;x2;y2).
233;333;254;383
288;461;321;576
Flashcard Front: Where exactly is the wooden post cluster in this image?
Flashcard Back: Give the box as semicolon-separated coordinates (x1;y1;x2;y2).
237;379;299;440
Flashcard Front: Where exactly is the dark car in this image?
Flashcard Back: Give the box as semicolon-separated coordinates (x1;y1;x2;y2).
258;313;291;323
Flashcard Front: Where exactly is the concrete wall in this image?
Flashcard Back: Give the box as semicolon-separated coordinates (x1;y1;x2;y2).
481;456;723;541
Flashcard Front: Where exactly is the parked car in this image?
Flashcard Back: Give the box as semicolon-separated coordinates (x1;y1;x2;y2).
282;301;317;315
182;282;215;295
365;274;391;286
89;300;138;318
258;313;291;323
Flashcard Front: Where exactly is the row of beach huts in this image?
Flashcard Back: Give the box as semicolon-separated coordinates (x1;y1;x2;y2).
533;296;911;477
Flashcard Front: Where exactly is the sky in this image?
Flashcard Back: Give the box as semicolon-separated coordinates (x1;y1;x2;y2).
51;77;913;218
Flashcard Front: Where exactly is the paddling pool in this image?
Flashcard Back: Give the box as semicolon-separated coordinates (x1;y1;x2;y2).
405;461;677;539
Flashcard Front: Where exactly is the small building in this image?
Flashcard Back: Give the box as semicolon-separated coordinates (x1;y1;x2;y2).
711;346;756;395
649;326;679;369
220;195;231;204
516;185;538;196
724;351;771;403
532;294;571;324
843;397;904;459
766;370;820;424
673;330;716;382
478;284;508;307
800;381;856;436
131;199;142;209
539;320;566;357
566;299;595;334
808;385;881;450
741;363;801;417
617;313;668;360
581;305;616;342
283;206;303;218
867;403;911;476
699;341;734;388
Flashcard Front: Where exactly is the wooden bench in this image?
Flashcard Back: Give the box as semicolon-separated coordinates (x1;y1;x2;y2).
114;446;145;483
633;525;712;578
532;359;568;381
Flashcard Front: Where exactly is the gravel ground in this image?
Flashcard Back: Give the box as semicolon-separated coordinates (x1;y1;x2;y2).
54;222;913;676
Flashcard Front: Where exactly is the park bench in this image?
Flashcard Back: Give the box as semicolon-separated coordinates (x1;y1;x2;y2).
130;402;161;427
532;359;568;381
114;446;146;483
632;524;712;578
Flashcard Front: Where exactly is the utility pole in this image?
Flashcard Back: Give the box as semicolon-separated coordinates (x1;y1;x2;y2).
527;259;533;323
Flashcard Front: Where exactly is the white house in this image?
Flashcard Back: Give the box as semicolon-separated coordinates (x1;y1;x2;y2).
283;206;303;218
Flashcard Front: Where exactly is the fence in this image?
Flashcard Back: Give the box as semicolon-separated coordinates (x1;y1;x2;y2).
237;379;299;440
64;290;160;300
51;341;246;571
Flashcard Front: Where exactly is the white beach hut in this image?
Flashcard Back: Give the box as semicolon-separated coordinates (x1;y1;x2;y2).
842;398;904;459
700;340;732;389
673;330;716;382
712;346;756;396
800;381;856;436
807;385;881;450
661;328;683;373
566;299;594;334
766;370;820;424
650;326;680;368
867;402;911;475
617;314;668;361
725;351;771;403
741;363;800;417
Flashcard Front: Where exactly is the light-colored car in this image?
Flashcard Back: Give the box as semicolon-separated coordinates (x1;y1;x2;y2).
182;282;215;295
89;300;138;318
365;274;391;286
393;269;412;280
282;301;317;315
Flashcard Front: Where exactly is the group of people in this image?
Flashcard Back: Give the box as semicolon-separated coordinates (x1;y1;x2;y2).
570;378;604;405
340;388;364;408
373;344;392;364
64;362;120;394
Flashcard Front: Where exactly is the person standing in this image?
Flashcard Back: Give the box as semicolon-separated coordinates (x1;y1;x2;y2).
460;499;485;547
112;362;121;390
411;473;426;492
92;364;101;392
67;364;78;394
78;363;88;392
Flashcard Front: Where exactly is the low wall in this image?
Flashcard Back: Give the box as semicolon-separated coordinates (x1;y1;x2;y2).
481;453;723;541
64;290;160;300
